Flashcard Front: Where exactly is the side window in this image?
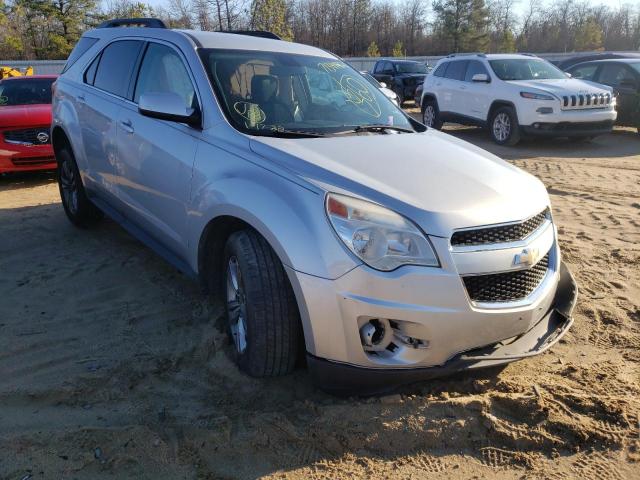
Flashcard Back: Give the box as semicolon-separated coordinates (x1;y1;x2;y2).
464;60;489;82
570;64;598;81
93;40;144;98
599;64;635;87
84;54;100;85
383;62;394;74
444;60;467;81
433;62;448;77
62;36;98;73
134;43;197;110
374;62;383;74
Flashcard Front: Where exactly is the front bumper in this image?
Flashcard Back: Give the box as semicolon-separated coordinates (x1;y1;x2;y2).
521;120;615;137
308;262;577;395
0;142;56;174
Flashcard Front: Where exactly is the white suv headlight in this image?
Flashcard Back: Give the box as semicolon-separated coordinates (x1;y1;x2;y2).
326;193;439;271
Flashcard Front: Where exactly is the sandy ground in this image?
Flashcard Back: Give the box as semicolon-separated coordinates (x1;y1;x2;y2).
1;120;639;479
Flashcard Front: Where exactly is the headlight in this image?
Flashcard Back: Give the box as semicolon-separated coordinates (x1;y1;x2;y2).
520;91;555;100
326;193;439;271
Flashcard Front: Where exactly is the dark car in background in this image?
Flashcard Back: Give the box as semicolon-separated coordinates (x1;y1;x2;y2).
371;59;428;106
557;52;640;71
566;58;640;133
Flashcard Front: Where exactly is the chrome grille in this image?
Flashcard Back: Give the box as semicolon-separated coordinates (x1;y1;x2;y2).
463;253;550;303
561;92;611;110
451;208;549;247
3;127;51;145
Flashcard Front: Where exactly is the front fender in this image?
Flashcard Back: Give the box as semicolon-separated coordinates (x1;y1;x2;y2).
186;141;359;281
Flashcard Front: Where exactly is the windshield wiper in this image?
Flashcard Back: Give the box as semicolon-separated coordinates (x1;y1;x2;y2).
252;129;326;138
339;124;415;134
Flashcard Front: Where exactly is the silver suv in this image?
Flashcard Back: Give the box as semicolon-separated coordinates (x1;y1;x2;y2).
52;19;577;394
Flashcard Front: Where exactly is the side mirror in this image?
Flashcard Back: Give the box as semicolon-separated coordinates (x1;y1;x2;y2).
138;92;201;128
565;72;572;78
472;73;490;83
380;82;388;88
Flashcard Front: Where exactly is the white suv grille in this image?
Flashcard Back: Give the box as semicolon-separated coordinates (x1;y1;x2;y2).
560;92;611;110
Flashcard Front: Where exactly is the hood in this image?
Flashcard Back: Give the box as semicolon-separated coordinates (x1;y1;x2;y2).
249;130;549;237
509;78;613;95
0;104;52;129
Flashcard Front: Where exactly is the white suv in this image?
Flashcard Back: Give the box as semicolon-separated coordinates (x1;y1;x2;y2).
421;53;617;145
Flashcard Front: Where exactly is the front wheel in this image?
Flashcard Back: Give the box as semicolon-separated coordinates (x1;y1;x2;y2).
57;147;103;227
223;229;301;377
423;100;442;129
490;106;521;146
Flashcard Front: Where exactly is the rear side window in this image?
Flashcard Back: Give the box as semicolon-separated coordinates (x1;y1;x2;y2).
570;64;598;81
93;40;144;98
433;62;448;77
84;54;100;85
62;37;98;73
444;60;467;81
464;60;489;81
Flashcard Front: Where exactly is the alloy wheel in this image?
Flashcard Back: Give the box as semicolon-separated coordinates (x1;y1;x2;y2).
59;158;79;215
226;256;248;354
493;112;511;142
423;105;436;127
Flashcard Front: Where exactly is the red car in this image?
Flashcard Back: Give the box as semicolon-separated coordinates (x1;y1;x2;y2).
0;75;57;173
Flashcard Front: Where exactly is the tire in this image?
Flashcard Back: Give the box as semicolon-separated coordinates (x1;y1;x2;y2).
223;229;301;377
422;99;442;129
57;147;103;227
394;87;404;107
490;106;521;146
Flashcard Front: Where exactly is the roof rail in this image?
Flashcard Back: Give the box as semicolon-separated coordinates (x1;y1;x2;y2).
520;52;538;57
446;52;486;58
97;18;167;29
223;30;281;40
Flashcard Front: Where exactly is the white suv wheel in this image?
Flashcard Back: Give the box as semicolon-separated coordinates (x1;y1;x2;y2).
493;112;511;142
423;105;436;127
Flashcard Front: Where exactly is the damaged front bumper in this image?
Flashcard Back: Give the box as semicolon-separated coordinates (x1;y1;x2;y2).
308;262;578;396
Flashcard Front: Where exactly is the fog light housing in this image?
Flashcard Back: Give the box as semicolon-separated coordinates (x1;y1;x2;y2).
536;107;553;114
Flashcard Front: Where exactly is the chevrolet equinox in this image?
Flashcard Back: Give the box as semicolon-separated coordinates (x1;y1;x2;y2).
52;19;577;394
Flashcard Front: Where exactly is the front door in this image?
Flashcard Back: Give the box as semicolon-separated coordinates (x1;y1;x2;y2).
115;41;200;259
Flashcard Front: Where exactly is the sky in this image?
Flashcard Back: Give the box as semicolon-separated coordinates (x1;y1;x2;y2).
134;0;627;18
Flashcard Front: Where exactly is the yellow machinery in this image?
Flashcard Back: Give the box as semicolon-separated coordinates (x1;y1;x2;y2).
1;66;34;79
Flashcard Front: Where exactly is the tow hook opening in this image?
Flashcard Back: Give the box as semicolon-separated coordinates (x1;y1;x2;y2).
359;318;430;356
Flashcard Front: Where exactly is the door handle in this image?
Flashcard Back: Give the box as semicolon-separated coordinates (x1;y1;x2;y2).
460;85;467;90
77;94;86;103
120;119;134;134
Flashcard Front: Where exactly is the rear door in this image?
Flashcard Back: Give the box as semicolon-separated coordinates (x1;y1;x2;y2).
440;60;467;115
115;40;200;259
77;39;144;202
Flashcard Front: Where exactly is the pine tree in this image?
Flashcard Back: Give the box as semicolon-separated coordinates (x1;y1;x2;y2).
392;40;404;56
366;40;380;57
251;0;293;41
575;17;603;51
432;0;490;52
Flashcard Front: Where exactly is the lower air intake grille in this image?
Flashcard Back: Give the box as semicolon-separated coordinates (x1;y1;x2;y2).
463;253;550;303
451;208;549;247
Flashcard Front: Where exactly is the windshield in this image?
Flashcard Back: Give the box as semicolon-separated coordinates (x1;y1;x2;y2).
0;78;55;106
199;49;412;136
361;72;382;88
395;62;428;74
489;59;566;81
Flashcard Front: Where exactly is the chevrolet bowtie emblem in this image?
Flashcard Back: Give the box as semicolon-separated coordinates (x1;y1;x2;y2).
514;247;540;267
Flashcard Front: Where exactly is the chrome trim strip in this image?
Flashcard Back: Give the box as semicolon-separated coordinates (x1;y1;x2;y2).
451;218;552;253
